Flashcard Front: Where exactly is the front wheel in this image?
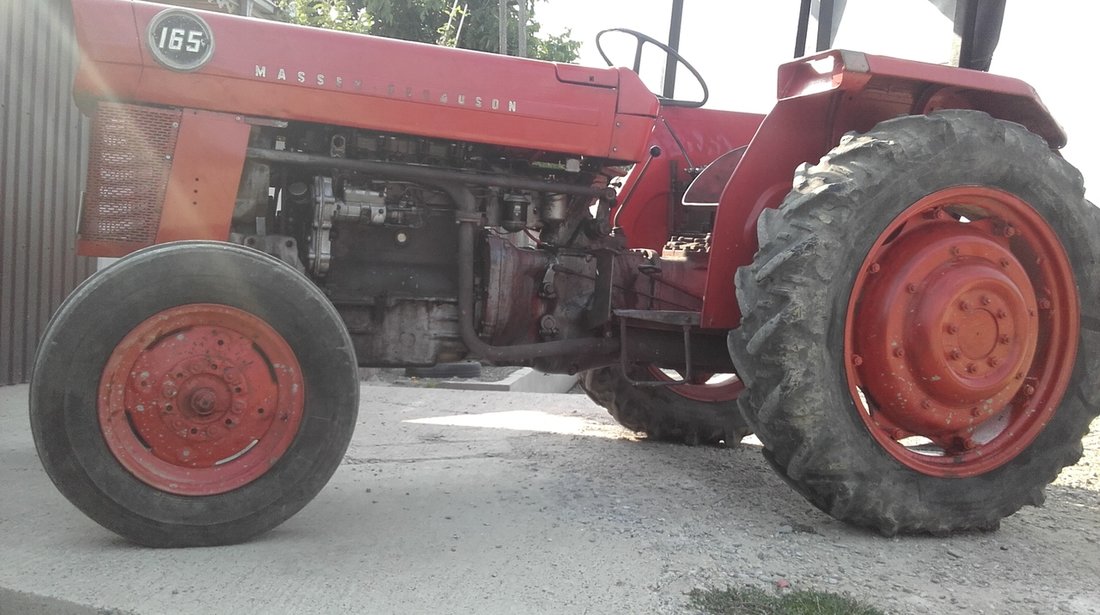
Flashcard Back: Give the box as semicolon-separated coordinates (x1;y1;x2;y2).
30;242;359;547
729;111;1100;534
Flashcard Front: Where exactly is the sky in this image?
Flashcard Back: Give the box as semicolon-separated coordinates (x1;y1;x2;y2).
537;1;1097;197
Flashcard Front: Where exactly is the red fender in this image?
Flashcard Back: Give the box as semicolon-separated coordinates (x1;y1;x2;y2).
700;49;1066;329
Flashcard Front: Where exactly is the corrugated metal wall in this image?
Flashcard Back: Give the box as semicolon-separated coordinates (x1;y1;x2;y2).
1;0;96;386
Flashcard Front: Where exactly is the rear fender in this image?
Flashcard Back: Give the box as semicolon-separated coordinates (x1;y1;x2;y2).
700;50;1066;329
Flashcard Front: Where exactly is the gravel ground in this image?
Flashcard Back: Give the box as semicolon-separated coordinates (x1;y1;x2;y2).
1;384;1097;614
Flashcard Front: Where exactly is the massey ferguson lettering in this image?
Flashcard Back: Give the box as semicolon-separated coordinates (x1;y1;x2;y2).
254;65;518;113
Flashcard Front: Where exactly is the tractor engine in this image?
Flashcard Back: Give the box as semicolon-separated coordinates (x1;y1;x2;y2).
226;120;708;371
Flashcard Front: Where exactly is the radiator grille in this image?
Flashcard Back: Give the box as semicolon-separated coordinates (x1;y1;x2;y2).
79;103;180;248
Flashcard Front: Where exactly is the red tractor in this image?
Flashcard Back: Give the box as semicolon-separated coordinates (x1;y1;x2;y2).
32;0;1100;546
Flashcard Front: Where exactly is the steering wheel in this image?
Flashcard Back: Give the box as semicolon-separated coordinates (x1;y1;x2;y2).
595;28;709;108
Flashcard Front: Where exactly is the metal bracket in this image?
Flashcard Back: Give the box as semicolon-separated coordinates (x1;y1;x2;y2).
615;309;699;387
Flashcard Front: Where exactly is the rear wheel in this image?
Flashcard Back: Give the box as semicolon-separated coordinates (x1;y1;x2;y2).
729;111;1100;534
30;242;359;547
581;364;749;445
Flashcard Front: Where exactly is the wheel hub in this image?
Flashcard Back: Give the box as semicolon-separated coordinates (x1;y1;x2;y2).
99;304;304;495
845;187;1077;477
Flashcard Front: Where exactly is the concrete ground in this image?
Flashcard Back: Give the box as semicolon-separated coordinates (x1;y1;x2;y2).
2;383;1099;615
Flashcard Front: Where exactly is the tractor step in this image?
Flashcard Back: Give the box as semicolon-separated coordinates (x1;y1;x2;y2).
614;310;700;386
613;309;700;326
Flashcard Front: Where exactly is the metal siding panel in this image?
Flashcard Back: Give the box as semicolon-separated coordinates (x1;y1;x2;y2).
0;0;93;385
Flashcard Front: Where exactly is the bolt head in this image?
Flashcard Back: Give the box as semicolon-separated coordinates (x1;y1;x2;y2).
988;356;999;367
999;335;1011;345
1024;384;1036;396
949;349;962;360
966;363;977;374
851;355;863;366
906;283;918;294
959;300;971;312
980;295;991;306
869;263;881;274
946;324;960;334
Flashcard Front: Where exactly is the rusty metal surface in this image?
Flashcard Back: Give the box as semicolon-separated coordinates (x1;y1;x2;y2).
0;0;96;385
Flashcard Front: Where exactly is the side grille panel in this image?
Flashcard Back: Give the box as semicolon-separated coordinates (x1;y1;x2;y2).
78;103;180;255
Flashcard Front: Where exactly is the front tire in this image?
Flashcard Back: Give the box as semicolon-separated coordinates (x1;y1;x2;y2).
30;242;359;547
729;111;1100;534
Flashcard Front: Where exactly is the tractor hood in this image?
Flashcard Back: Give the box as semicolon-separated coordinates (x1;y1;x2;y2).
69;0;660;160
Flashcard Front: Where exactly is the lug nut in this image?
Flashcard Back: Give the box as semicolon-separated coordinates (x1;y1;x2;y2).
959;300;971;312
980;295;991;306
949;349;962;360
966;363;978;374
999;258;1011;268
851;355;863;366
1003;225;1017;237
894;348;905;358
906;283;918;294
970;407;981;417
946;324;959;334
988;356;999;367
996;309;1008;319
1038;298;1052;310
1000;334;1011;345
1024;384;1036;396
920;399;932;409
869;263;881;274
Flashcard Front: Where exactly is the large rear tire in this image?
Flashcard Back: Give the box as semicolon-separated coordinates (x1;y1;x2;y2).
581;365;750;445
729;111;1100;534
30;242;359;547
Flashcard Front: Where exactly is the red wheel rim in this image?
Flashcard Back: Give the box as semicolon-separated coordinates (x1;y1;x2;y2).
98;304;305;495
646;366;744;403
845;187;1078;478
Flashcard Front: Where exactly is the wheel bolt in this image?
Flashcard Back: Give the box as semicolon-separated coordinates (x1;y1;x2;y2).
988;356;999;367
963;438;977;450
894;348;905;358
920;399;932;409
869;263;881;274
1024;384;1036;396
980;295;991;306
999;258;1011;268
996;309;1008;319
946;324;959;334
949;349;962;360
1000;335;1011;345
966;363;977;374
906;283;918;294
890;429;905;439
970;407;981;418
851;355;863;366
959;300;971;312
1003;225;1016;237
1038;298;1052;310
950;246;961;256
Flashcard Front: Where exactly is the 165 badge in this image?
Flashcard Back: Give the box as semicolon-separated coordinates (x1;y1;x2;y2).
147;9;214;71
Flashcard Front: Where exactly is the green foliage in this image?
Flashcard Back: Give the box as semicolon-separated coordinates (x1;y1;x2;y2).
275;0;579;63
276;1;374;33
687;585;886;615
